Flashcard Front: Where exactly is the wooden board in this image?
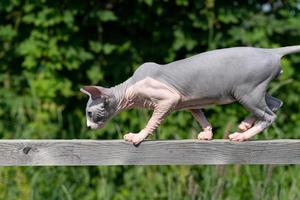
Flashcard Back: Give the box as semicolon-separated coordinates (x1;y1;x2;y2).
0;139;299;166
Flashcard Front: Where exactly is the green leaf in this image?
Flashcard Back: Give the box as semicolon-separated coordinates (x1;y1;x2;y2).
91;10;118;22
0;25;17;40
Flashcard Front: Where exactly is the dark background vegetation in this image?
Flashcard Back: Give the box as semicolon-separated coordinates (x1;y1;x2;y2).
1;0;300;199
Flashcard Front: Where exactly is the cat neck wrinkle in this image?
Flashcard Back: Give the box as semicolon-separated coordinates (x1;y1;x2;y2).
110;78;133;111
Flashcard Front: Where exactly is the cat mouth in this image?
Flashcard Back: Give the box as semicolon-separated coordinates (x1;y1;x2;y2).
87;123;103;129
87;120;105;129
91;123;105;129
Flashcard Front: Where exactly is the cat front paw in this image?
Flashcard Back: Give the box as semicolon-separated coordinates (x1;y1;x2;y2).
124;133;135;142
124;131;148;145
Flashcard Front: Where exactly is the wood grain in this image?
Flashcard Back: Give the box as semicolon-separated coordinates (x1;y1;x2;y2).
0;139;299;166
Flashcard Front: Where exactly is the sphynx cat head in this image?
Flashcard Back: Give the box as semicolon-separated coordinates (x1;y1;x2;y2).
80;86;117;129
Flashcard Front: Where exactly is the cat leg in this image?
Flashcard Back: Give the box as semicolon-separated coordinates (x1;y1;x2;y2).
124;103;175;145
190;109;213;140
123;78;181;145
238;94;282;132
238;115;256;132
229;88;277;141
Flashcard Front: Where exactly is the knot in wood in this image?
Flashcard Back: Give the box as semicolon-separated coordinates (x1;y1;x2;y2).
23;146;32;154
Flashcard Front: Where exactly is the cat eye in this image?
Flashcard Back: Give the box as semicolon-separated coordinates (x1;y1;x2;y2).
87;111;92;118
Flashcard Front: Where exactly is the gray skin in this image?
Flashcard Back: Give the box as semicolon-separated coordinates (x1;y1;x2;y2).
81;46;300;145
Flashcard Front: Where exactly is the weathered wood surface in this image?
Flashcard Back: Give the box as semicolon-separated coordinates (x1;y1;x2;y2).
0;139;300;166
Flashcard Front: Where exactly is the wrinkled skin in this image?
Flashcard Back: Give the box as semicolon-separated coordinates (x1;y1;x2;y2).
81;46;300;145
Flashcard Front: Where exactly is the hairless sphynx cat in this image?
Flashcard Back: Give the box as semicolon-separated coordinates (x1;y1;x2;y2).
81;46;300;145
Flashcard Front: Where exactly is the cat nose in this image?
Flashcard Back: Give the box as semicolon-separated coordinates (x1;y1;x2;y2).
87;120;93;129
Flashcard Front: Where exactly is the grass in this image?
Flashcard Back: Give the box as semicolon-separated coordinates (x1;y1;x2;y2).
1;165;300;200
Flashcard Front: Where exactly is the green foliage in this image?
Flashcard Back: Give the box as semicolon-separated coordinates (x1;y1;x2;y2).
0;0;300;199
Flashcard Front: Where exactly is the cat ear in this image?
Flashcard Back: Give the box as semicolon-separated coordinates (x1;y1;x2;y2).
80;86;103;100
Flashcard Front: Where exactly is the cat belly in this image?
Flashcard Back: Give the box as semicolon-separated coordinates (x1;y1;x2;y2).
175;96;235;110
